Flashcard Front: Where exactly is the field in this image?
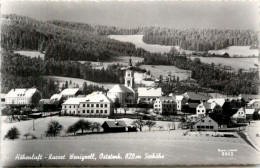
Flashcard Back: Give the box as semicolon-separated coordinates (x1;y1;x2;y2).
140;65;191;81
208;46;259;57
2;116;260;167
44;76;115;90
190;57;258;71
14;50;45;59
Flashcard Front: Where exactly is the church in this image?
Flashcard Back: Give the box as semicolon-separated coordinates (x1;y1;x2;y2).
107;59;138;105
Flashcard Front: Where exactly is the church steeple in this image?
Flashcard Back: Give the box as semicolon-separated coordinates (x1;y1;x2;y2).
125;57;134;88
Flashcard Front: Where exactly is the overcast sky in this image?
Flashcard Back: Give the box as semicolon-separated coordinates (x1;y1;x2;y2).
1;1;259;30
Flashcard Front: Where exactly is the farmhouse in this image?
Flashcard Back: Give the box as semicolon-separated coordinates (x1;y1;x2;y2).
230;107;255;123
61;97;87;115
174;95;187;111
153;96;176;115
238;94;260;103
5;88;41;106
60;88;81;99
50;94;63;102
183;92;212;103
193;116;218;131
137;87;162;104
101;121;127;132
196;101;222;117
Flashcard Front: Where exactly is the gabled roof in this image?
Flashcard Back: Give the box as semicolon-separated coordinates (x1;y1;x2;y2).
6;88;38;98
207;98;226;107
85;92;112;103
138;87;162;97
187;103;199;109
61;88;79;96
247;99;260;106
194;116;218;125
101;121;127;128
63;97;87;105
157;96;176;103
50;94;62;100
39;99;55;104
108;84;134;93
183;92;211;101
175;95;185;101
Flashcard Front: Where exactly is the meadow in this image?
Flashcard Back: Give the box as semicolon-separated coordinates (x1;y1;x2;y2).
2;116;260;167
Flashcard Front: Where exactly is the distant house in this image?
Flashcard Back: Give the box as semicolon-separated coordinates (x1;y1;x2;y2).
101;121;127;132
230;107;255;123
137;87;162;104
193;116;218;131
170;94;187;111
60;88;80;99
5;88;41;106
183;92;212;104
50;94;63;102
238;94;260;103
1;93;6;109
39;99;56;112
247;99;260;110
62;92;113;116
153;96;176;115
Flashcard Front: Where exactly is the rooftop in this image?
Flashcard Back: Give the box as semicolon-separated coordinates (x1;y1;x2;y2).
108;84;134;93
183;92;212;101
6;88;38;98
138;87;162;97
61;88;79;96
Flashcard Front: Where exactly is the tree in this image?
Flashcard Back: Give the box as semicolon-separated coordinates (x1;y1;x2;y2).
146;121;156;131
66;124;79;135
91;122;101;132
132;119;146;131
5;127;20;140
45;120;63;137
75;119;92;134
31;91;42;108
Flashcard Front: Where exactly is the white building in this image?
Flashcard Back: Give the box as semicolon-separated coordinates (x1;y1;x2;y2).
5;88;41;106
62;92;113;116
173;95;187;111
107;59;137;105
50;94;63;102
247;99;260;110
196;101;222;118
137;87;162;104
193;116;218;131
231;108;255;122
153;96;176;115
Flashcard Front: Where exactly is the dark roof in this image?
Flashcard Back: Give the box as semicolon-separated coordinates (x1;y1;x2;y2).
102;121;127;128
187;103;199;109
184;92;212;101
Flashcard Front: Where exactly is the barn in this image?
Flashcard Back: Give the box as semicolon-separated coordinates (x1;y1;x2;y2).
101;121;127;132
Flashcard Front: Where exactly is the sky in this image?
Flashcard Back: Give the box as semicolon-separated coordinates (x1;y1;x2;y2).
1;1;259;30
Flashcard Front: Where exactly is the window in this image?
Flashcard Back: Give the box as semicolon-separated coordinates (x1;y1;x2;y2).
74;106;75;108
87;110;89;113
198;110;200;112
96;110;99;113
91;104;94;107
87;104;89;107
206;126;209;129
105;110;107;113
202;110;204;112
197;126;201;129
65;106;66;108
70;106;71;108
202;120;204;122
100;110;103;113
96;104;99;108
105;104;107;107
83;104;85;107
83;110;85;113
101;104;103;107
91;110;94;113
201;126;205;128
210;126;213;129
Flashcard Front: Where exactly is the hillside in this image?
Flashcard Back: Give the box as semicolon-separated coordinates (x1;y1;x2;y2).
1;14;145;61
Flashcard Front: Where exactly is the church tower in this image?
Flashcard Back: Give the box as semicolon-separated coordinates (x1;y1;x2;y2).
125;58;134;88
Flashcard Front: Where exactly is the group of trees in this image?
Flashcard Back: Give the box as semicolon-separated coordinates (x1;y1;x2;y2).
66;119;101;135
142;27;259;51
132;120;156;131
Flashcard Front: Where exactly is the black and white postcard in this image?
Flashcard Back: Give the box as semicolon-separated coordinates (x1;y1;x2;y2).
1;0;260;167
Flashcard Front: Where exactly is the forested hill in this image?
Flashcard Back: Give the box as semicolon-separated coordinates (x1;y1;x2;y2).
1;14;146;61
49;20;259;52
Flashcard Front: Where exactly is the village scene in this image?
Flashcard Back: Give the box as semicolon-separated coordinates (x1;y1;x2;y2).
1;0;260;167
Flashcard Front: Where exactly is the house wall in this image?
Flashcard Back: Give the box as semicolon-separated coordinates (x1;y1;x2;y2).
79;102;112;116
62;104;79;115
154;99;176;114
194;118;218;131
196;105;206;117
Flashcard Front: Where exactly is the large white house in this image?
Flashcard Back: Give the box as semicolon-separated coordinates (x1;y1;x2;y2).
60;88;80;99
173;95;187;111
5;88;41;106
62;92;113;116
247;99;260;110
153;96;176;115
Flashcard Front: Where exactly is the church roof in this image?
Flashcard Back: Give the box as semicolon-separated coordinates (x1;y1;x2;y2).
108;84;134;93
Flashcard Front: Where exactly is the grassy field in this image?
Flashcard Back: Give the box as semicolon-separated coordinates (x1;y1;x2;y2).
140;65;191;80
2;116;260;166
44;76;115;90
14;50;45;59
